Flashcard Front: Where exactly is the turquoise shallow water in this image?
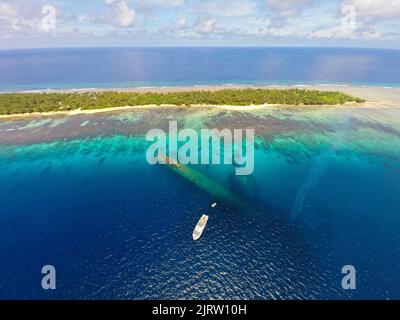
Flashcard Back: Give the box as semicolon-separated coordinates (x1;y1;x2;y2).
0;100;400;299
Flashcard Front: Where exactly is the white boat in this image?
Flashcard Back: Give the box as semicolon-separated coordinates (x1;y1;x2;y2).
193;214;209;241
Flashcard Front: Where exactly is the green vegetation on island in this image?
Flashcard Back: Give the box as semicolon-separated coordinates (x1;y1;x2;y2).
0;89;365;115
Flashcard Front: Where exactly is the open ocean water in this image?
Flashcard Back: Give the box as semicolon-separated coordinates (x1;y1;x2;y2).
0;47;400;299
0;47;400;91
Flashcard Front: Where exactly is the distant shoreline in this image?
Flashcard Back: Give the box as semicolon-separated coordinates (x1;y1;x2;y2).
1;83;399;95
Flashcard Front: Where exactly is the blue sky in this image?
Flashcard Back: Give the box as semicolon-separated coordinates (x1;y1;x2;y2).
1;0;400;49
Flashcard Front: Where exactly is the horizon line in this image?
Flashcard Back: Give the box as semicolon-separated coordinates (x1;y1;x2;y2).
1;45;400;51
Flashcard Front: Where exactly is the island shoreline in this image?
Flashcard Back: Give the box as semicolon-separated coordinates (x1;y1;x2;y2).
1;84;398;120
0;102;367;120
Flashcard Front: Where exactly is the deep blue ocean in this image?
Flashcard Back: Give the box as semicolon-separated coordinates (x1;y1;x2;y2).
0;47;400;91
0;47;400;299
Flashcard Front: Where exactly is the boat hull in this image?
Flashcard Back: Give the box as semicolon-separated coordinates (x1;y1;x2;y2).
193;214;209;241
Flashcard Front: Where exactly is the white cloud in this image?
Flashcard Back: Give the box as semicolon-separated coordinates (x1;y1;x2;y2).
135;0;184;16
342;0;400;22
10;18;21;31
263;0;314;27
194;18;217;34
0;2;16;16
195;0;257;17
0;1;59;37
178;16;189;29
265;0;313;18
0;0;400;47
307;0;400;41
145;0;184;7
106;0;136;27
309;24;382;40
